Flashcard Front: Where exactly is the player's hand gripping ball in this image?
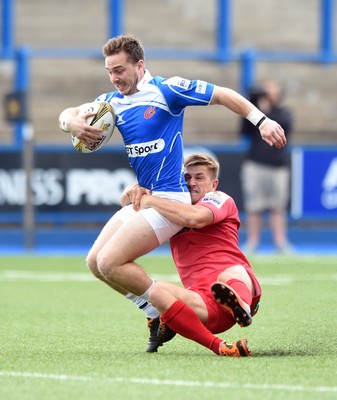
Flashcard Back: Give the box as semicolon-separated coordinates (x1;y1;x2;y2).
71;101;116;153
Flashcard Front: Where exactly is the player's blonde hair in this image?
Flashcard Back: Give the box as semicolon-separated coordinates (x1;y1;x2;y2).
102;34;145;64
184;153;219;180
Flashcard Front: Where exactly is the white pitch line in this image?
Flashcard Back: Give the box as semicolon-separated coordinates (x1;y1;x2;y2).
0;270;181;283
0;371;336;393
0;270;95;282
0;270;286;284
0;270;337;284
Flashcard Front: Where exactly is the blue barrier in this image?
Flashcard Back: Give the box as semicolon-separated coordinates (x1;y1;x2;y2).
321;0;335;62
1;0;14;58
108;0;125;37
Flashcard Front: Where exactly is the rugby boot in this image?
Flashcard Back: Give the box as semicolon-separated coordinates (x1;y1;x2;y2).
211;282;252;327
157;318;177;343
146;317;163;353
219;339;251;357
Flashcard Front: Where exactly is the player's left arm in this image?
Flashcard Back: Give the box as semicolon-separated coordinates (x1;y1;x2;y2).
140;194;213;228
58;105;103;145
210;85;287;149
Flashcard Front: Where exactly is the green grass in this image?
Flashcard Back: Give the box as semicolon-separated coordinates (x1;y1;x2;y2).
0;255;336;400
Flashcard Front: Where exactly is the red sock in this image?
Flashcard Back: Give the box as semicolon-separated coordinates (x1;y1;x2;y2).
161;300;222;355
226;279;252;308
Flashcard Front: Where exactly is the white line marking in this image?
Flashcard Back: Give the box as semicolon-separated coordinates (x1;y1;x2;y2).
0;270;337;284
0;371;336;393
0;270;95;282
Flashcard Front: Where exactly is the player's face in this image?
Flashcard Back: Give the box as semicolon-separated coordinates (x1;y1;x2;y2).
105;51;144;95
184;165;218;204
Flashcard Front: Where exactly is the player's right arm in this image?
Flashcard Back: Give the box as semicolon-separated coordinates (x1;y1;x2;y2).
58;106;103;146
211;85;286;149
140;194;213;229
122;184;214;227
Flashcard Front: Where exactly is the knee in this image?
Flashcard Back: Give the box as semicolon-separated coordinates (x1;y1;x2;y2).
86;249;96;272
218;265;253;294
96;250;117;281
86;249;104;280
219;265;248;281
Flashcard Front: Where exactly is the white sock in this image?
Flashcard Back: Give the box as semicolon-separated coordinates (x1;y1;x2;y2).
125;292;160;319
140;279;156;302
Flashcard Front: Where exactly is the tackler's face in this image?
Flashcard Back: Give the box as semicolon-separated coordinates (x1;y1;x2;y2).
105;51;144;96
184;165;218;205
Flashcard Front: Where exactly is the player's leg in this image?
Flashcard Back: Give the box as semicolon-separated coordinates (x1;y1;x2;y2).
86;206;164;352
150;281;209;322
96;213;159;294
150;281;205;345
97;203;184;295
212;265;254;327
86;213;128;293
150;282;251;357
87;205;159;312
95;207;183;353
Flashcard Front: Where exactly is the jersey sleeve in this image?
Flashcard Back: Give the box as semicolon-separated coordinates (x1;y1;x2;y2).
158;76;215;114
198;191;239;223
95;91;119;103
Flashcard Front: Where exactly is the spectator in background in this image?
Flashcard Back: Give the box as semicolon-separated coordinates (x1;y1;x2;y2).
240;80;294;255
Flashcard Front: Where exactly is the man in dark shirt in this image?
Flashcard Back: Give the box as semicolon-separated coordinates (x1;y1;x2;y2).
240;80;294;254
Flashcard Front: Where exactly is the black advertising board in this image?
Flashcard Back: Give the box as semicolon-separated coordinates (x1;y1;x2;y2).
0;147;244;219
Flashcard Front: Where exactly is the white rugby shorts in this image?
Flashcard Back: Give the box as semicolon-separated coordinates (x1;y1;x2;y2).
114;191;191;245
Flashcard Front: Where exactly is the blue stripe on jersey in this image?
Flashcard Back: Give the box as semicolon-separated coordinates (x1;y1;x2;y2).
96;72;215;192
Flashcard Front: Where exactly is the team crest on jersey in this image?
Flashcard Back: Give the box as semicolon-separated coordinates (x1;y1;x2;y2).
144;106;156;119
201;191;228;209
163;76;191;89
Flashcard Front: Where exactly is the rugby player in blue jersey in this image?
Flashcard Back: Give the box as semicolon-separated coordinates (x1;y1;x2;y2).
59;34;286;353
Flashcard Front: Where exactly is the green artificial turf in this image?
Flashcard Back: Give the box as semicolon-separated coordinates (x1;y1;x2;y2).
0;255;336;400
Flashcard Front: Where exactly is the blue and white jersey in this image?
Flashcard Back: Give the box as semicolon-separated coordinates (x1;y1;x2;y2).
96;70;215;192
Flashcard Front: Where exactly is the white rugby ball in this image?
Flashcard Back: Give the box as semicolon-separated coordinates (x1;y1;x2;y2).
71;101;116;153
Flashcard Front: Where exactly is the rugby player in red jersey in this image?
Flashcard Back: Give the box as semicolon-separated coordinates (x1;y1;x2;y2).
124;153;261;356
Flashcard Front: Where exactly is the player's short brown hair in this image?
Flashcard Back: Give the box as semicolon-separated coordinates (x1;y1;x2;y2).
184;153;219;180
102;34;145;64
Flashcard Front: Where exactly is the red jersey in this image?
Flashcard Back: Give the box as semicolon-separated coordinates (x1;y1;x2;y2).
170;191;258;290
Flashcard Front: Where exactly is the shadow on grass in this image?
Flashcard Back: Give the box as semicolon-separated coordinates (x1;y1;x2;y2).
252;349;319;357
